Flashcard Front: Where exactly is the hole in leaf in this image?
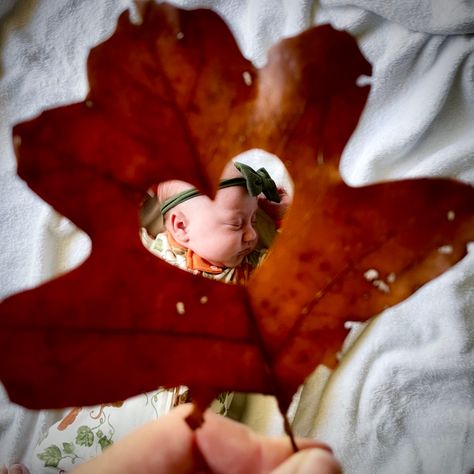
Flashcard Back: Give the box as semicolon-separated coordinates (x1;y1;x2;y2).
139;150;293;285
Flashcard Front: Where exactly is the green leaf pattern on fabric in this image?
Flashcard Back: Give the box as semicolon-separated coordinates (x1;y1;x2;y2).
34;386;237;471
76;426;94;447
62;442;75;454
98;436;113;450
37;445;62;468
37;415;115;469
153;235;164;252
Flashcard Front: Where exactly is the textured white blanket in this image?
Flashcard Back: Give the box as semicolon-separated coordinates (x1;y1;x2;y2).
0;1;473;472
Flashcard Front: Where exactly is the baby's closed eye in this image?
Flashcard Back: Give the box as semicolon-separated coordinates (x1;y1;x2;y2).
224;221;243;229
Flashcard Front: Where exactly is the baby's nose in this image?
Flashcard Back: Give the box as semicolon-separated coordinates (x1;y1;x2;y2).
243;223;257;244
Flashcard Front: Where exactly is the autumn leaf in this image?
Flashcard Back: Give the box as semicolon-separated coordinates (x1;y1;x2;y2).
0;3;473;416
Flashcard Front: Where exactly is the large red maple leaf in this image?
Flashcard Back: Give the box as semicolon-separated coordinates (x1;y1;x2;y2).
1;3;473;415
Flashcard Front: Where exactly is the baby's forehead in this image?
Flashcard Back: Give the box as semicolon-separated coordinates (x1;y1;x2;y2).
213;185;257;209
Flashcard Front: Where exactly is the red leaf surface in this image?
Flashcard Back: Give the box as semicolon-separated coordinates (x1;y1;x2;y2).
1;3;473;413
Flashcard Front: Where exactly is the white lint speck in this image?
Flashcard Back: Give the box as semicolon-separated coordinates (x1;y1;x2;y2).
373;279;390;294
364;269;379;281
176;301;186;315
176;31;184;40
242;71;252;86
200;296;208;304
387;272;396;284
438;245;453;254
447;210;455;221
356;74;372;87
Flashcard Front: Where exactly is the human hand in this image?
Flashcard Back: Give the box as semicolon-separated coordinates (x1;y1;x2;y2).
0;464;29;474
69;403;341;474
258;187;291;227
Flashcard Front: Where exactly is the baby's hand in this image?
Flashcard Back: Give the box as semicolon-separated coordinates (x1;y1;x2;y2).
258;187;291;227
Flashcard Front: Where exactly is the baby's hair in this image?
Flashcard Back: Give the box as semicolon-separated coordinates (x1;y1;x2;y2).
157;180;194;203
157;180;195;231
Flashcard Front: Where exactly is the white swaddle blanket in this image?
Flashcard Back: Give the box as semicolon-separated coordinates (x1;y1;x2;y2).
0;1;473;472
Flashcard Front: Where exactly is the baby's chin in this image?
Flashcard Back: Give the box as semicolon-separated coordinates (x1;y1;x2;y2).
213;253;245;269
209;247;255;268
226;249;256;268
213;257;242;269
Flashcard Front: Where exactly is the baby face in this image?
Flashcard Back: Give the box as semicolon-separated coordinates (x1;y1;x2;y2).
179;186;258;268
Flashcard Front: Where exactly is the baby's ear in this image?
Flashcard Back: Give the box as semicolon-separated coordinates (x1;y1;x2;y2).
169;210;189;245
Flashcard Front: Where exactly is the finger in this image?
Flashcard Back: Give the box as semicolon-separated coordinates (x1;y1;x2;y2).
71;404;196;474
270;449;342;474
196;410;334;474
293;438;333;453
7;465;29;474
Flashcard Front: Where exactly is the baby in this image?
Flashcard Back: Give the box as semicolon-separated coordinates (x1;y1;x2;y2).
146;161;284;285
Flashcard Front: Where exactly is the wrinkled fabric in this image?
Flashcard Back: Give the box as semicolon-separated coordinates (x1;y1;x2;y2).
0;1;473;473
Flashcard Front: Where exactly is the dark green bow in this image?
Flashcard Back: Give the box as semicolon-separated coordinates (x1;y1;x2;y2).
233;162;281;203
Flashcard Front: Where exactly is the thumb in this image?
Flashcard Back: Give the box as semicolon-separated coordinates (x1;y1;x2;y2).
270;448;342;474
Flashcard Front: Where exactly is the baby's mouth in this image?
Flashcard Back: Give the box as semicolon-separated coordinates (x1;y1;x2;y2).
238;247;253;257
